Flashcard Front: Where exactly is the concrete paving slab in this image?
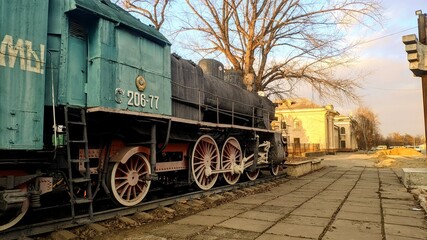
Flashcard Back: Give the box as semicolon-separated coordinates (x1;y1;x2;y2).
309;196;343;203
350;189;379;195
346;197;380;205
175;214;228;226
263;198;305;207
330;219;382;234
382;198;418;206
383;208;426;218
341;200;380;208
386;235;425;240
192;226;259;240
266;222;324;239
148;223;206;239
384;214;427;228
353;184;381;189
323;229;382;240
385;223;427;239
382;202;418;210
233;195;273;205
218;217;274;233
300;202;340;211
216;202;256;211
340;203;381;214
253;205;294;214
336;211;381;223
381;191;415;200
198;208;244;217
256;233;309;240
292;207;335;218
312;194;346;201
238;210;283;222
281;214;330;227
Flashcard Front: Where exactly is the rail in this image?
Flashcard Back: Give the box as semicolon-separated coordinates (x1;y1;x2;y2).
1;174;286;240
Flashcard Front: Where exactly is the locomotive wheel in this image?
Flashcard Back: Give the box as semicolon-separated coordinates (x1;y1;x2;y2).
0;185;29;231
108;153;151;207
245;168;260;181
221;137;242;185
191;135;220;190
270;165;280;176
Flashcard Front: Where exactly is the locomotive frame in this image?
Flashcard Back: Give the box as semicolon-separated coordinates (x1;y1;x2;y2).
0;0;286;231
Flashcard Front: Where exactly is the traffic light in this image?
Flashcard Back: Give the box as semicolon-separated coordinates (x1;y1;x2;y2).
402;10;427;77
402;34;427;77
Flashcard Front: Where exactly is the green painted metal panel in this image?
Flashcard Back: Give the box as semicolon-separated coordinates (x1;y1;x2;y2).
65;35;87;105
91;27;171;115
65;0;170;45
0;0;49;150
80;6;172;115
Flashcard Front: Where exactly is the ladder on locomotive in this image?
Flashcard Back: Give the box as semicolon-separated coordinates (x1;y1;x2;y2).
64;106;93;221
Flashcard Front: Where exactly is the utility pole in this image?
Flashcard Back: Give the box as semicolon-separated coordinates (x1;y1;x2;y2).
402;10;427;143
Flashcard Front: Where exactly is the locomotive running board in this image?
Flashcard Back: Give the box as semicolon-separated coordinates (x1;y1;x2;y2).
86;107;277;133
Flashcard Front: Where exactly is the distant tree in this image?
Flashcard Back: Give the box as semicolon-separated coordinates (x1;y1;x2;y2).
387;132;404;146
385;133;423;147
117;0;171;30
353;107;380;151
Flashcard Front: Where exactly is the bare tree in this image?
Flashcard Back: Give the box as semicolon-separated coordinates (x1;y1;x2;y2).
182;0;382;101
117;0;170;30
353;106;380;151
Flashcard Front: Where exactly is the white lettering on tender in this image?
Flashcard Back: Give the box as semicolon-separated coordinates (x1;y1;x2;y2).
0;34;45;74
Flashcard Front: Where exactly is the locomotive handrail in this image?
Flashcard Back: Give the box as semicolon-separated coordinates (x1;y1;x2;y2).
171;81;273;123
171;96;266;125
86;107;279;134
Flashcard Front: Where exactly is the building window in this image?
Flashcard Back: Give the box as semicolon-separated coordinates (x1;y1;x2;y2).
340;127;346;135
294;119;301;129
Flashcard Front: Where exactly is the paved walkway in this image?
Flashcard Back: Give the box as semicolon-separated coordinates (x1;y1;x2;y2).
141;164;427;240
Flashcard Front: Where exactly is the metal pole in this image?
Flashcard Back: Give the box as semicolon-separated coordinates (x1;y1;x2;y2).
418;13;426;44
418;12;427;143
421;76;427;142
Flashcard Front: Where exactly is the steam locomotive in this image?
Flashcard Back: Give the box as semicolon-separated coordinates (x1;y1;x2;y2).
0;0;285;230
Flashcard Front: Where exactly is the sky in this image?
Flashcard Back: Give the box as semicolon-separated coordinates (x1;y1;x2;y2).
157;0;427;137
295;0;426;137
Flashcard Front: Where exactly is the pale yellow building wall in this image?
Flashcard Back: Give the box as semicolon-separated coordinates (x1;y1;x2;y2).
334;115;358;150
275;107;337;151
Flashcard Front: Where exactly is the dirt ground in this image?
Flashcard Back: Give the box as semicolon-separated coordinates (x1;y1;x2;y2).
321;148;427;169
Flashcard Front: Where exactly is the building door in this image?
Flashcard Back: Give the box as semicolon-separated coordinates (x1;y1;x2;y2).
340;140;346;149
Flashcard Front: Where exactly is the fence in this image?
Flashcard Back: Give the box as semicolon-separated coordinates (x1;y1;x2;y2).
287;143;321;157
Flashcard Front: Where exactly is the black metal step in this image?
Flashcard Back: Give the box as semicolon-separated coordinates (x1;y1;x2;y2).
73;198;92;204
68;121;85;125
69;140;87;143
70;159;89;163
71;178;91;183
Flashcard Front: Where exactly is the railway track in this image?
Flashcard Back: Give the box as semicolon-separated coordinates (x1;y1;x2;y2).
1;172;286;240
